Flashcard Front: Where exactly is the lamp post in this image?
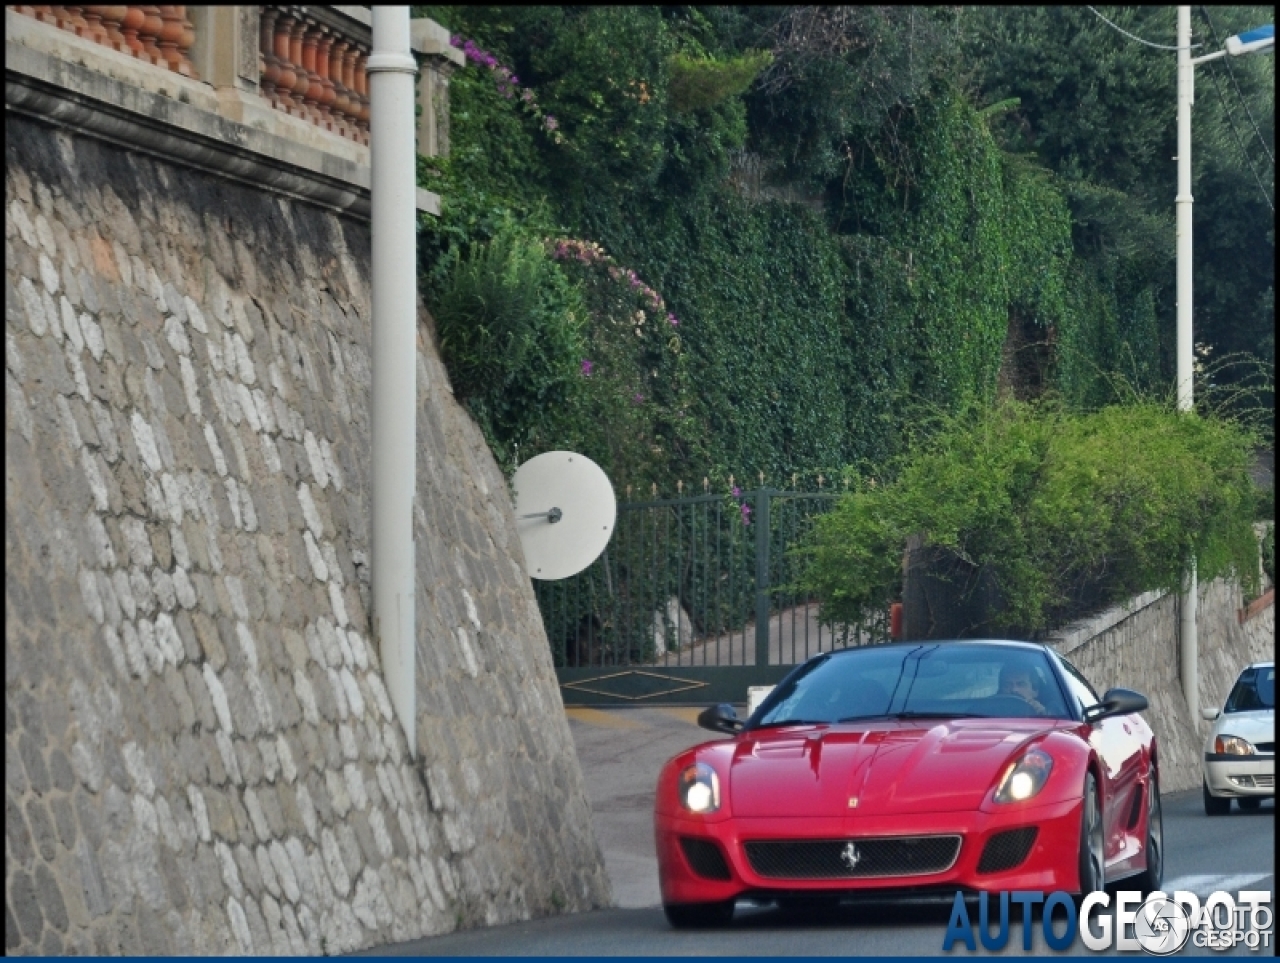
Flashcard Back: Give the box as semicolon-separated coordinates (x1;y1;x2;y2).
369;6;419;755
1174;9;1273;722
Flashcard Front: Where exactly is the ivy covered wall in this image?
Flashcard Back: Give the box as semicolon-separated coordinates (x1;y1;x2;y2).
414;5;1272;494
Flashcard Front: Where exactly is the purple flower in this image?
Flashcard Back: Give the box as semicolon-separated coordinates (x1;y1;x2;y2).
580;358;594;377
633;393;645;404
545;115;558;131
740;503;752;525
731;486;741;497
668;314;679;326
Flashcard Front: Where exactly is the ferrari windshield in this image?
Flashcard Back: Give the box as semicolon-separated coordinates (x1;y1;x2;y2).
751;643;1071;727
1225;665;1275;713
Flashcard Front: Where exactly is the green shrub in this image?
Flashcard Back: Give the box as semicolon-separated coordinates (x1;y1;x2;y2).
668;50;771;113
799;399;1262;634
429;220;585;469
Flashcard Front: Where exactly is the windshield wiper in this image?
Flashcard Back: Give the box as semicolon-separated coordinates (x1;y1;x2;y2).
751;719;829;729
883;711;984;721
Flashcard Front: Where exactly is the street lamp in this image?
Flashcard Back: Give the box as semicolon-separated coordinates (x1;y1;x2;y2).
1175;9;1273;722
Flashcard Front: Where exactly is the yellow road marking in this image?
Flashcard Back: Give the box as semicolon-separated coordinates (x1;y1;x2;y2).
565;707;647;729
656;707;702;726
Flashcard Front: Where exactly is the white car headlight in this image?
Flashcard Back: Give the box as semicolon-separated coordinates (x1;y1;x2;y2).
678;762;721;814
1214;734;1256;755
994;748;1054;803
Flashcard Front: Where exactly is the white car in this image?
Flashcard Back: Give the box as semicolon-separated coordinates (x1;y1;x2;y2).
1202;661;1275;815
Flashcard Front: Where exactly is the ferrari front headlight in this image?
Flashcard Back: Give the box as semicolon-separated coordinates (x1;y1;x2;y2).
994;748;1054;803
1214;734;1256;755
678;762;721;814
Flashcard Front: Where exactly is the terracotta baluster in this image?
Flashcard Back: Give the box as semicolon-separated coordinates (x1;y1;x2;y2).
61;5;90;36
315;29;337;130
299;21;324;122
259;7;281;104
341;43;361;137
79;5;110;44
326;39;350;136
353;48;370;130
176;5;196;77
288;17;310;117
34;7;62;28
96;5;129;51
119;5;146;59
156;6;188;75
137;5;164;66
272;13;297;111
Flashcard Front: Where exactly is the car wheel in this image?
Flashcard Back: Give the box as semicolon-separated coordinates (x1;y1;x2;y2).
1134;772;1163;894
663;899;735;929
1203;779;1231;816
1237;797;1262;812
1077;772;1105;896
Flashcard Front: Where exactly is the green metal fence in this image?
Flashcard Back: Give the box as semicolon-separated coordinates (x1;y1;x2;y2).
536;487;891;705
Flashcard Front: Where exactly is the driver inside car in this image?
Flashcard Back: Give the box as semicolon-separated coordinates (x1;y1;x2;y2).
997;664;1048;716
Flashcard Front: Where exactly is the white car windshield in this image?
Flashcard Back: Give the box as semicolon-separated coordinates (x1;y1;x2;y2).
1225;666;1275;713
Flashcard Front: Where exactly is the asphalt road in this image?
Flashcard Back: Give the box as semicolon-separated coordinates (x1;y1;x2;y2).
366;707;1274;957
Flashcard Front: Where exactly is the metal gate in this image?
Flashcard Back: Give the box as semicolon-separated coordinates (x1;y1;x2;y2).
535;487;890;706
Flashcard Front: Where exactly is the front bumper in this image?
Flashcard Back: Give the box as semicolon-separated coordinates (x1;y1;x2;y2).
1203;754;1275;798
656;797;1083;906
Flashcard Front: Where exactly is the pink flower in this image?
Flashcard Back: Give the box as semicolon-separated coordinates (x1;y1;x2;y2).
580;358;594;376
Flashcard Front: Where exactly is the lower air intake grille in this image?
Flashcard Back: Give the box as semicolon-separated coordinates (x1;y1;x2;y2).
977;827;1038;874
744;835;960;880
680;837;732;881
1254;774;1274;789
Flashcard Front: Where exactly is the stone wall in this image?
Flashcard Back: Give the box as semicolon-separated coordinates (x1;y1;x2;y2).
5;113;609;956
1049;577;1274;794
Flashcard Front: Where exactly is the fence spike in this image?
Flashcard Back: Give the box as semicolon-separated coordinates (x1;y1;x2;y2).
702;477;709;493
729;474;735;490
792;472;798;488
818;474;825;489
759;470;765;486
626;484;632;499
651;482;657;497
677;479;683;494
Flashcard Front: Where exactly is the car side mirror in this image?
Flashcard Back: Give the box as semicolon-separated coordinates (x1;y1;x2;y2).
1083;687;1149;724
1200;707;1221;721
697;703;744;735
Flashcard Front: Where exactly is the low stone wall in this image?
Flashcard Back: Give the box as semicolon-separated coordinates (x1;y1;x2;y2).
5;109;608;956
1048;577;1274;794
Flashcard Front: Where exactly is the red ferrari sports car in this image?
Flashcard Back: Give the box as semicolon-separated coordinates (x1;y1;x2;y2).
654;640;1161;927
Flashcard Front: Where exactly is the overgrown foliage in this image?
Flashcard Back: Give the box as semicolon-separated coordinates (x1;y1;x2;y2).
414;5;1271;635
799;399;1264;634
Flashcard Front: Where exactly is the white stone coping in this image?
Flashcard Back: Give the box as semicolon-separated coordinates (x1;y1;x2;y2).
4;10;440;219
1044;588;1169;657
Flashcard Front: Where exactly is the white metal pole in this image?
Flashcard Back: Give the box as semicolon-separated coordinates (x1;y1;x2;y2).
1176;5;1198;722
368;7;419;756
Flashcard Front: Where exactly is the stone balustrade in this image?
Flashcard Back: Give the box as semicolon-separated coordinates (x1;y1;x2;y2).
12;5;199;77
8;7;462;154
258;5;369;145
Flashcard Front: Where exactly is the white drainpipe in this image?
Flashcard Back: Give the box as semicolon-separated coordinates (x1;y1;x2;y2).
368;7;419;756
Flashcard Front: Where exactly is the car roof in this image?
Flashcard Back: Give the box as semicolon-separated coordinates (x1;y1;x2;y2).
824;638;1051;656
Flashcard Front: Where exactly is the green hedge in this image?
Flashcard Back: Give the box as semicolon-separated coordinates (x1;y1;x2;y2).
799;399;1263;634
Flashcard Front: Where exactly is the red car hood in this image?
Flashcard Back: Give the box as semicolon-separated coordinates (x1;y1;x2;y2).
728;719;1066;817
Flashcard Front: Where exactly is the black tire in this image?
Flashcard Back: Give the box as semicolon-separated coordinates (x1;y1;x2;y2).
1133;771;1163;894
1237;797;1262;812
1203;780;1231;816
1076;772;1105;897
663;899;735;929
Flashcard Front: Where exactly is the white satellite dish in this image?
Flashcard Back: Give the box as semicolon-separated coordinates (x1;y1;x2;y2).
512;451;616;580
